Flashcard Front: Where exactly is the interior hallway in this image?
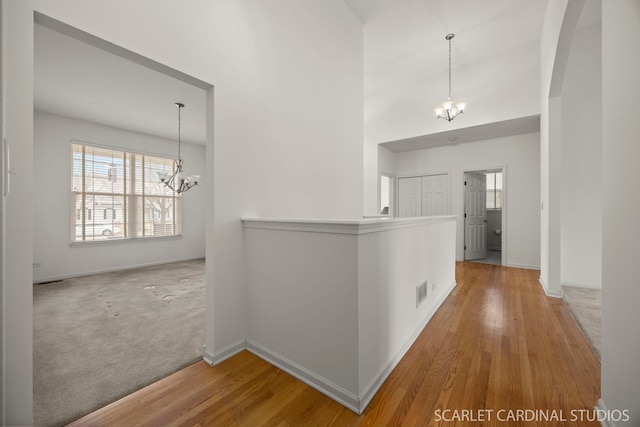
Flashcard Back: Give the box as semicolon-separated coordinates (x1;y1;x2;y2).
70;262;601;426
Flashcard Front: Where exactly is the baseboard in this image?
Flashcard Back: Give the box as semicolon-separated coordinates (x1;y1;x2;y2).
204;280;457;415
246;339;361;414
505;262;540;270
562;282;602;290
203;339;247;366
538;276;562;298
358;279;457;412
33;257;205;284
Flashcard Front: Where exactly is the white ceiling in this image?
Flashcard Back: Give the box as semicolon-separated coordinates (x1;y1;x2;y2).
34;23;208;145
34;1;601;151
349;0;601;150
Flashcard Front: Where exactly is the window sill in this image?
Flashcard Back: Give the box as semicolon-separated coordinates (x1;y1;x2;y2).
70;235;183;248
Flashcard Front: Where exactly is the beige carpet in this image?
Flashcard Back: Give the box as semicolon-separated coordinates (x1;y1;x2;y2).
562;285;601;360
33;259;205;427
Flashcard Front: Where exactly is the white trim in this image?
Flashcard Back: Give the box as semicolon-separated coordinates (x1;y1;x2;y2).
378;171;394;217
462;166;507;262
246;339;361;414
505;262;541;270
241;216;457;235
203;339;247;366
538;276;562;298
596;399;617;427
561;282;602;290
395;170;451;179
200;280;457;415
69;234;183;248
358;279;457;412
501;165;508;265
33;257;204;284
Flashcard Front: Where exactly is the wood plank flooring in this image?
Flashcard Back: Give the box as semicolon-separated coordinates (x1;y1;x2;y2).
69;262;601;426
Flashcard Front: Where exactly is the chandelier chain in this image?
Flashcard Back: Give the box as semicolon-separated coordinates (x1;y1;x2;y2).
158;102;199;194
448;36;452;100
177;103;182;160
435;33;465;122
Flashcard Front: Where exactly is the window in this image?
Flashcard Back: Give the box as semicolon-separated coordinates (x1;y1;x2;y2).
486;172;502;209
380;174;391;215
72;142;181;242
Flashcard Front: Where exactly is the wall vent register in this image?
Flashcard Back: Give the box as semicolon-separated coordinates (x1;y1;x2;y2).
416;280;429;307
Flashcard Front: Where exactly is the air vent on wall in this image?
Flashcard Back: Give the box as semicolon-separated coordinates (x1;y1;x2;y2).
416;280;428;307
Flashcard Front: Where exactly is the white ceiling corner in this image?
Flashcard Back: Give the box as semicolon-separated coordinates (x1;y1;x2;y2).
343;0;381;23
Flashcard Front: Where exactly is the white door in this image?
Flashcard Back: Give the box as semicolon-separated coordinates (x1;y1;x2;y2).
421;175;449;216
399;174;450;217
398;177;420;217
464;172;487;260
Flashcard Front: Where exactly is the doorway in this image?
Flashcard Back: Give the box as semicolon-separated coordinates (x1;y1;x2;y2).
464;168;505;265
31;13;215;426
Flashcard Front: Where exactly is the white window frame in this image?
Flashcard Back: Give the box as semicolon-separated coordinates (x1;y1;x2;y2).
379;172;394;216
70;141;182;245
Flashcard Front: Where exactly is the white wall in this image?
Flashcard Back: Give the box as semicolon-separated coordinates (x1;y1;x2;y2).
245;228;360;396
539;0;572;297
242;216;456;413
362;1;544;216
3;2;35;422
601;1;640;424
33;111;206;282
378;145;395;178
4;1;364;423
394;132;540;268
560;22;602;289
357;218;456;396
0;4;5;422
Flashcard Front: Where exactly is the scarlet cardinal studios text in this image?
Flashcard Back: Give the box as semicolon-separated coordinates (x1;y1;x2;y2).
433;408;630;423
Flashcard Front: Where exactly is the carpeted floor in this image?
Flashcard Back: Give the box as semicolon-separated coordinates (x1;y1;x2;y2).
562;285;601;360
33;259;205;427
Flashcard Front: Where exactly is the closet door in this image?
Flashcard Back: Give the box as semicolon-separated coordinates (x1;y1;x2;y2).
421;174;450;216
398;174;450;217
398;177;420;217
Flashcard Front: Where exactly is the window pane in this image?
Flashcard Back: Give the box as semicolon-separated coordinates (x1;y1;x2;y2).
380;175;390;215
495;189;502;209
144;155;176;197
144;196;180;237
74;193;124;241
486;173;495;191
485;173;503;209
72;142;181;242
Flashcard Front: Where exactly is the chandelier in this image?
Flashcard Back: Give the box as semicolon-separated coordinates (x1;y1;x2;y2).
158;102;199;194
435;34;466;122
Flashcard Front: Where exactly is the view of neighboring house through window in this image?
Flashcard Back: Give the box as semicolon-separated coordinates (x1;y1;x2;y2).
72;142;181;242
486;172;502;209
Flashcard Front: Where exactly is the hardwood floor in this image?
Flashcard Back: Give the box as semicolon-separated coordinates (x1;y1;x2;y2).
69;262;601;426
